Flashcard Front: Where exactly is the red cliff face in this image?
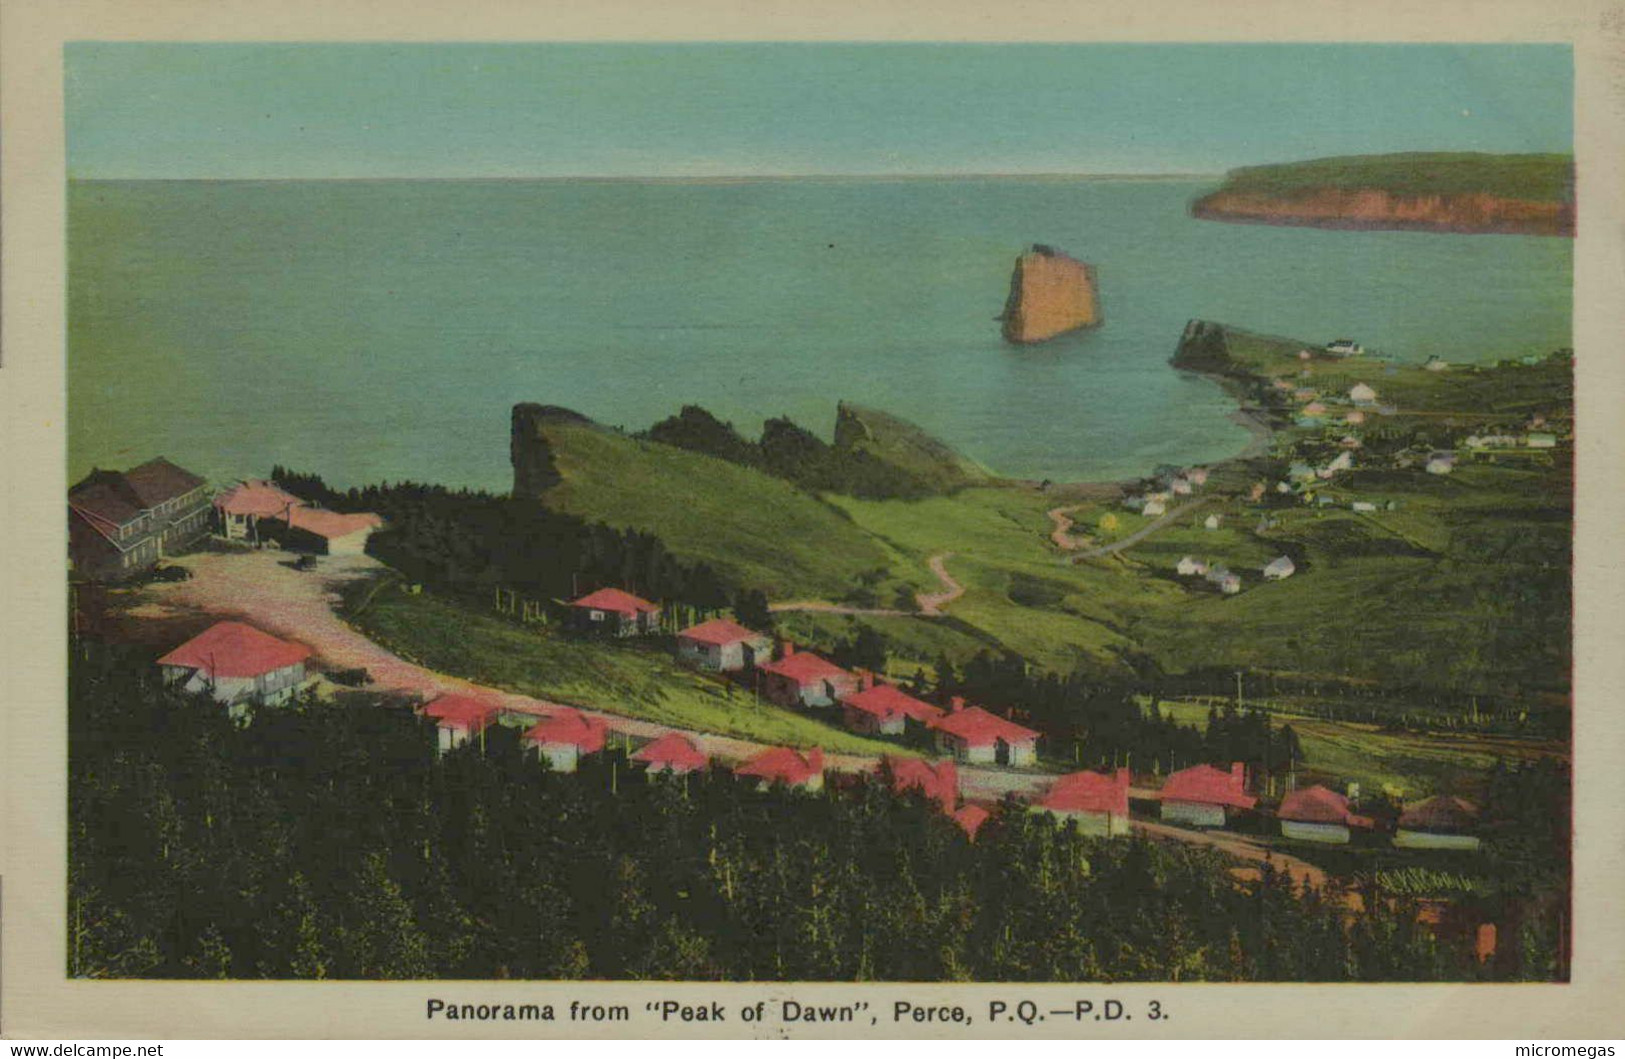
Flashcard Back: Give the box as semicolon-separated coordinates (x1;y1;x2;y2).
1191;187;1574;236
1000;246;1102;345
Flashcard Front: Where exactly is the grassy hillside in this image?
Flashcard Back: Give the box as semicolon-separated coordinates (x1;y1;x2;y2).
834;402;994;493
532;418;915;601
1216;152;1574;202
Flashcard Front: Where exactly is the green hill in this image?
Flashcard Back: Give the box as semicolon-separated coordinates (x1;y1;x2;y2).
1216;152;1574;202
834;402;994;493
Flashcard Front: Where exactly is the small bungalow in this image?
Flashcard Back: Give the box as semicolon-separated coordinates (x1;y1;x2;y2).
523;708;608;773
885;757;958;811
1218;573;1242;594
1351;501;1378;513
1263;555;1296;581
1176;556;1208;577
1033;768;1132;837
1345;410;1367;426
1142;498;1167;517
1349;382;1379;406
1170;477;1193;496
279;506;384;556
1187;468;1210;486
735;746;825;792
631;732;708;776
568;587;662;636
951;804;991;841
1288;462;1317;482
157;620;312;718
1302;401;1328;417
1426;453;1458;476
1395;795;1481;850
930;701;1040;767
841;676;944;736
214;479;303;542
1277;785;1373;844
1524;432;1558;449
1159;762;1256;827
1325;339;1363;357
1325;450;1354;474
758;645;859;709
423;693;500;754
1249;481;1266;501
1340;435;1363;450
1424;355;1451;372
675;618;772;671
1203;513;1222;531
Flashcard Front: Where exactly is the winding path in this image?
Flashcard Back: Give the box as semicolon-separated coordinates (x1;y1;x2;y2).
769;551;963;618
1066;498;1209;563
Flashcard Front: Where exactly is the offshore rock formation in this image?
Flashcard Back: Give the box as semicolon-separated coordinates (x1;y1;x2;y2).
1190;186;1574;236
999;244;1101;344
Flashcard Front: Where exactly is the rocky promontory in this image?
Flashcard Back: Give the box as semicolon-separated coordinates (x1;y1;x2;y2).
999;244;1101;344
1190;152;1574;237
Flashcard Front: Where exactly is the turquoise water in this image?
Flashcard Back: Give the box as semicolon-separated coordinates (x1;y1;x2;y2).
68;178;1571;490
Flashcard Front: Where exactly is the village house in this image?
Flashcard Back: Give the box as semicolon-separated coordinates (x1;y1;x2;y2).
1187;468;1210;486
1170;477;1193;496
735;746;825;792
1277;784;1373;844
1142;497;1167;517
1340;435;1362;450
213;479;303;543
1345;410;1367;425
1249;481;1267;501
1424;355;1451;372
1263;555;1296;581
1524;432;1558;449
157;620;312;718
522;708;608;773
930;699;1040;767
1426;453;1458;476
759;644;859;709
884;756;959;811
1349;382;1379;406
1325;339;1363;357
1033;768;1132;837
631;732;708;776
422;693;500;754
279;507;384;555
1302;401;1328;417
213;478;383;554
568;587;662;636
1176;556;1208;577
1203;513;1222;531
69;458;212;581
1352;501;1378;513
840;674;944;736
952;804;992;841
1204;565;1241;594
675;617;772;672
1158;762;1256;827
1395;795;1482;850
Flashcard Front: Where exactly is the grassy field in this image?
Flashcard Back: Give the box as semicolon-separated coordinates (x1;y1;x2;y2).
345;577;907;756
1213;152;1574;203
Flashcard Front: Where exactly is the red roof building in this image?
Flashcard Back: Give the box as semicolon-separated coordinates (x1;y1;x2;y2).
282;507;384;554
952;804;991;841
675;618;771;672
758;644;858;710
1396;795;1481;850
422;693;500;753
841;677;944;736
735;746;825;792
156;621;312;711
1035;768;1132;836
929;701;1040;766
1159;762;1256;827
523;708;609;774
1277;784;1373;844
885;757;958;811
569;588;662;636
631;732;709;775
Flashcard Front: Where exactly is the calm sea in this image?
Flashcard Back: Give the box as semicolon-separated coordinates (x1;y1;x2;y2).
68;178;1572;490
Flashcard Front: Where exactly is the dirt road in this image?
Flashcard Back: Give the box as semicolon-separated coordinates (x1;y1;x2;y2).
1067;499;1209;563
770;551;962;618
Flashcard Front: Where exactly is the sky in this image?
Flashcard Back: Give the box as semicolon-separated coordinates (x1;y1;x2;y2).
65;43;1573;179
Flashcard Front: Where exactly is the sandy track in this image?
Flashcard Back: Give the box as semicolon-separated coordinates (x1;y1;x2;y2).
770;551;962;618
1066;499;1209;563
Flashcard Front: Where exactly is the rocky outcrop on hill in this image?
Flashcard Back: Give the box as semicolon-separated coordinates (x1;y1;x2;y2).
999;244;1101;344
512;403;594;497
1190;186;1574;236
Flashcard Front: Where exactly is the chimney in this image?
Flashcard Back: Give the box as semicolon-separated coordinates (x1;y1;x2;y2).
780;640;796;659
859;669;875;690
950;695;966;713
1116;767;1131;789
808;747;824;773
1231;761;1246;790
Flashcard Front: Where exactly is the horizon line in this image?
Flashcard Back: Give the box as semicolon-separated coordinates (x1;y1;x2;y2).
68;170;1226;184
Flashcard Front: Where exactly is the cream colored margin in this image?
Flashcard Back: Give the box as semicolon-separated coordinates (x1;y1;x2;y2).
3;0;1622;1040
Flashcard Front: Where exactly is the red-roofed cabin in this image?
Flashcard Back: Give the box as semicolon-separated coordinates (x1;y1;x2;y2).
422;694;500;754
675;618;771;671
278;506;384;556
952;804;991;841
1034;768;1132;837
213;479;303;543
929;699;1039;767
157;620;312;717
735;746;825;792
1159;762;1257;827
758;644;858;710
885;756;957;811
1277;784;1374;844
569;588;662;637
841;673;944;736
631;732;708;776
1395;795;1481;851
522;708;609;773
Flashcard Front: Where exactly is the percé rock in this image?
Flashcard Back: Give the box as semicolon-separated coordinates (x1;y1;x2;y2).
999;244;1101;344
512;403;595;497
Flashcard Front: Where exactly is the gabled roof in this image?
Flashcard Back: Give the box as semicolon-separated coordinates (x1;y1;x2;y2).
1160;763;1256;809
952;804;991;840
69;471;147;530
1279;785;1371;828
570;587;660;616
285;506;383;540
843;683;944;724
1038;769;1130;817
759;651;851;687
886;757;957;810
677;618;768;647
524;708;608;753
631;732;708;773
422;693;499;733
157;621;311;678
735;746;823;785
1399;794;1479;834
214;479;304;518
122;458;206;507
930;705;1039;748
